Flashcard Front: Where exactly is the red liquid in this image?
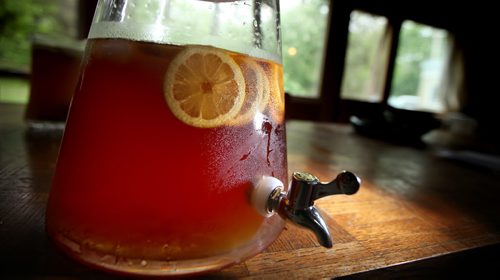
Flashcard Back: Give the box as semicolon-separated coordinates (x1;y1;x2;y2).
46;39;287;261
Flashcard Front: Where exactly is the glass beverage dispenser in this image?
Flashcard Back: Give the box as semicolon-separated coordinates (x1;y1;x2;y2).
46;0;360;276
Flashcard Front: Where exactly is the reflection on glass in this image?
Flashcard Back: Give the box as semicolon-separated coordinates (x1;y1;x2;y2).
281;0;329;97
389;20;450;113
341;10;388;102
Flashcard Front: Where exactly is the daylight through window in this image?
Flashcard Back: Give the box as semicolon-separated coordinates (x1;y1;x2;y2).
341;10;389;102
389;20;451;113
281;0;330;97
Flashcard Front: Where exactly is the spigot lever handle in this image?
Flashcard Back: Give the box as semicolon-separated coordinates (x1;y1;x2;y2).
287;171;360;209
252;170;361;249
312;171;361;200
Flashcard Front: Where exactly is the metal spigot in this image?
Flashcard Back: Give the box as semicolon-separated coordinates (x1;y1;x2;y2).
252;171;361;248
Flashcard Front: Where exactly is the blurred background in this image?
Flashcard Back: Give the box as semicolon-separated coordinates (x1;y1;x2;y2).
0;0;498;157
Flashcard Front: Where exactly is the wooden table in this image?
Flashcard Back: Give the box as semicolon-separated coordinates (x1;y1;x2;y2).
1;103;499;279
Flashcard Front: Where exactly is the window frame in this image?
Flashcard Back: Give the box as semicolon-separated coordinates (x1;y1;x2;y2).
285;0;459;123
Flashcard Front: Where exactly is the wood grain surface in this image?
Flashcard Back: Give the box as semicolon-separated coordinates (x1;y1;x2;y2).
1;103;500;279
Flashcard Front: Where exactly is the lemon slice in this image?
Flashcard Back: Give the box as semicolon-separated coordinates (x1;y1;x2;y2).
230;57;268;125
276;65;285;112
260;62;285;122
164;46;246;128
258;63;271;113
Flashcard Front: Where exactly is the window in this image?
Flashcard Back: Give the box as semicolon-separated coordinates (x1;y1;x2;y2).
281;0;330;98
341;10;388;102
328;5;463;123
389;20;451;113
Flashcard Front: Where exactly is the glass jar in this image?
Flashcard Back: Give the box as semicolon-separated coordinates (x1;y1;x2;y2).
45;0;360;276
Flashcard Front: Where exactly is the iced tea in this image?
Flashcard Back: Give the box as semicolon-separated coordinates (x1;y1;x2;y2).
46;38;287;262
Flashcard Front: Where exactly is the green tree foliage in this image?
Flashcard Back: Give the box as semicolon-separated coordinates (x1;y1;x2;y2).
391;21;433;97
0;0;60;70
281;0;329;97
